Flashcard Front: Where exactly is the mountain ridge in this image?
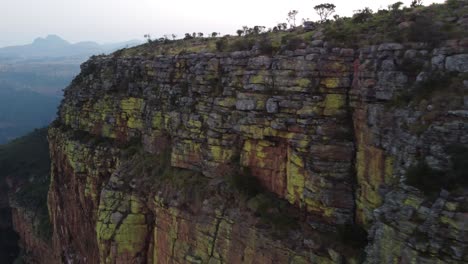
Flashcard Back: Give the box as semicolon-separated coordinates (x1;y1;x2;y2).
0;35;142;59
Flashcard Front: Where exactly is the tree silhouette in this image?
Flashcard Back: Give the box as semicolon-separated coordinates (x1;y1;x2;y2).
314;3;336;22
287;10;299;28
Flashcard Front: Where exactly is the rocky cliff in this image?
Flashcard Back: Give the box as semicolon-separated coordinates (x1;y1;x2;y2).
42;2;468;264
0;128;55;263
0;182;19;263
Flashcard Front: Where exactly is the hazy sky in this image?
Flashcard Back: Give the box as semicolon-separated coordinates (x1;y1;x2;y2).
1;0;445;47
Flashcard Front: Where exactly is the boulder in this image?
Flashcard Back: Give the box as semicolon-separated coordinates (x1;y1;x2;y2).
446;54;468;72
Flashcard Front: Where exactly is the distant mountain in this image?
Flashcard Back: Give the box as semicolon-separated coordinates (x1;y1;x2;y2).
0;35;141;59
0;35;142;143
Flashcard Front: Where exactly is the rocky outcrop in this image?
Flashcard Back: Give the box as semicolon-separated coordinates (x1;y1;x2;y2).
45;31;468;263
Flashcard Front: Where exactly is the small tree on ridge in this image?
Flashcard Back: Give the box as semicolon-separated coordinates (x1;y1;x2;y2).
314;3;336;23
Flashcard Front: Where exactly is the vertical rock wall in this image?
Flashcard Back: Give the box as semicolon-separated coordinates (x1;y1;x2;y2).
45;38;468;263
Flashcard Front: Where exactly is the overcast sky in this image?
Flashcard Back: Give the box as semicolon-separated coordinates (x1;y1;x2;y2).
1;0;445;47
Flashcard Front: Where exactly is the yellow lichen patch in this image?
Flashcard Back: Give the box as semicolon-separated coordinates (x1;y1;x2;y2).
445;202;458;211
323;94;346;116
375;225;403;263
241;140;272;166
96;189;150;262
321;78;340;89
296;78;311;88
101;124;116;138
113;214;148;256
127;116;144;129
214;97;236;108
120;97;143;110
152;112;164;130
286;147;305;205
130;196;144;214
209;145;234;163
356;150;366;182
289;151;304;167
250;70;268;84
403;196;424;208
304;195;336;219
186;117;202;131
120;97;144;129
239;125;264;139
327;61;347;72
297;105;321;116
355;146;395;221
440;216;461;229
262;127;297;140
367;147;384;188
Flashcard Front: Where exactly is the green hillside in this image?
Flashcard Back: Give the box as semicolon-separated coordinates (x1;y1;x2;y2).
0;128;52;241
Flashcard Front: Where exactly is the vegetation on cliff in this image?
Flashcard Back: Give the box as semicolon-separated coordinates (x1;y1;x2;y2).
0;128;52;240
114;0;468;58
406;145;468;196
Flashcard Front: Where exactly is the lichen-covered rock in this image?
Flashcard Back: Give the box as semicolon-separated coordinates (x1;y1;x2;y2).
46;36;468;264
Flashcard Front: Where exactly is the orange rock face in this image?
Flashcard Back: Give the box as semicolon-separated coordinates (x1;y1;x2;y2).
240;139;288;196
11;208;59;264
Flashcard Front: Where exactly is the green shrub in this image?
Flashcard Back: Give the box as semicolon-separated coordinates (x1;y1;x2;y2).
281;35;303;50
231;167;263;196
406;15;446;46
257;37;277;55
227;38;255;52
215;38;228;52
120;136;142;158
337;223;368;248
406;160;444;195
389;72;455;107
447;0;464;9
406;145;468;195
13;181;52;241
247;193;300;237
398;57;425;74
352;8;374;23
446;145;468;187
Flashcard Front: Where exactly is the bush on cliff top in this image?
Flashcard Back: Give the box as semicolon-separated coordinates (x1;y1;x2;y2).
117;0;466;57
324;0;467;47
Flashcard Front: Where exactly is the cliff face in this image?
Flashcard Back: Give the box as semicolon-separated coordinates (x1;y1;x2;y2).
46;35;468;264
0;183;19;263
0;128;54;263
